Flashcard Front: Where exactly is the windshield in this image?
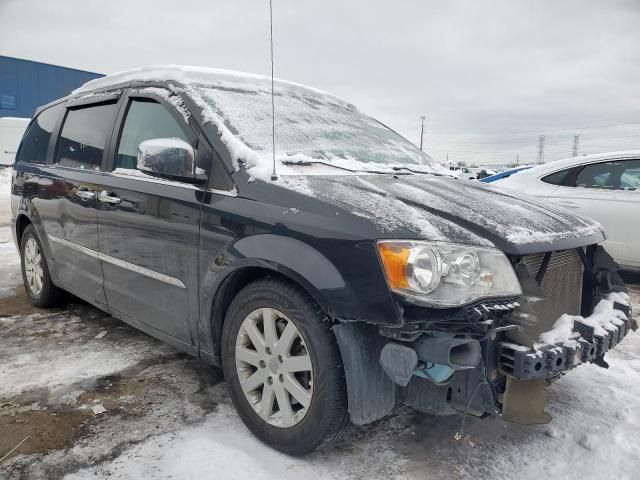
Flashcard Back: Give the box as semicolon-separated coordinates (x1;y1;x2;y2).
194;83;434;168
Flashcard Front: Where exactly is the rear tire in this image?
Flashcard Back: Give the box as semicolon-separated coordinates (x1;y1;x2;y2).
221;278;350;455
20;224;66;307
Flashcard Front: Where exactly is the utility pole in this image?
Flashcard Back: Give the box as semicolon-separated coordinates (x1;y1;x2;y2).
516;154;519;166
572;134;580;157
419;115;426;151
446;152;449;164
537;135;545;164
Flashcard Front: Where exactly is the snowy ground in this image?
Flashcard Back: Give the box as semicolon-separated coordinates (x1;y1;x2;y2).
1;166;639;480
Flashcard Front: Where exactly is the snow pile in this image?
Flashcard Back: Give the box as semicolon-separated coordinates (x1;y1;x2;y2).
607;291;630;307
0;227;21;298
0;166;11;187
538;313;582;346
579;296;628;337
537;293;630;346
0;312;175;398
0;169;20;298
64;402;408;480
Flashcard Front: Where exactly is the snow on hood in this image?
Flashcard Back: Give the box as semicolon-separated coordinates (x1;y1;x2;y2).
300;174;604;252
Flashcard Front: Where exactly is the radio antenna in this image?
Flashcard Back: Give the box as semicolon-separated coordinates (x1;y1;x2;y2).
269;0;278;181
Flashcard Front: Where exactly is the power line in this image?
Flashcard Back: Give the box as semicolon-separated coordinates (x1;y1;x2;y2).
424;133;640;146
429;121;640;136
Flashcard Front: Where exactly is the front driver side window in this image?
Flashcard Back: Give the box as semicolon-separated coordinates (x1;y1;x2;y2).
115;98;189;170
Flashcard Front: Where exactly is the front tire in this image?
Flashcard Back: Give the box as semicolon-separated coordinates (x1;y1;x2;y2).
222;278;350;455
20;224;65;307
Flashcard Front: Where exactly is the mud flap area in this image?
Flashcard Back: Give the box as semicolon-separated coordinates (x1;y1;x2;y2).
333;322;395;425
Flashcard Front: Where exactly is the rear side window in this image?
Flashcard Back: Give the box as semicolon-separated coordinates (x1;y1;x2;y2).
541;169;571;186
620;161;640;190
574;159;640;190
16;103;64;164
575;162;615;189
115;99;189;170
54;102;118;169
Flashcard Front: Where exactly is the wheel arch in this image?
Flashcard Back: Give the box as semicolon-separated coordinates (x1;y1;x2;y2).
200;234;351;360
13;207;57;283
15;213;32;244
205;261;331;360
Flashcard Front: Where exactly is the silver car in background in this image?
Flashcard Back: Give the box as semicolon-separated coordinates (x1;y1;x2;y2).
492;151;640;271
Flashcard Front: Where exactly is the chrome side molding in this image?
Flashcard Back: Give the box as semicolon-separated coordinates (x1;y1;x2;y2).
47;234;186;289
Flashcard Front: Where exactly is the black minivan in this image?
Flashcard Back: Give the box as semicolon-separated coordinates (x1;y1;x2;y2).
10;66;634;454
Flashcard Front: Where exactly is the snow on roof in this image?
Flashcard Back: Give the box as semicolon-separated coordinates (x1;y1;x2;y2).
73;65;340;101
526;150;640;175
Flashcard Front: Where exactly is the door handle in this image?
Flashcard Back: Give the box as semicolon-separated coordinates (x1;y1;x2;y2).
74;187;96;200
98;190;121;204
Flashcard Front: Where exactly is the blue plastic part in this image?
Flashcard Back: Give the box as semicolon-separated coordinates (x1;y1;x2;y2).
479;165;533;183
414;362;455;383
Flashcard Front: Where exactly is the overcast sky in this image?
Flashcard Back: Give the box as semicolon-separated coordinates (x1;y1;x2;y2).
1;0;639;166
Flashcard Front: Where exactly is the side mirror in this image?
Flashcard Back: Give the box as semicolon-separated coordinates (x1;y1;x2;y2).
137;138;202;181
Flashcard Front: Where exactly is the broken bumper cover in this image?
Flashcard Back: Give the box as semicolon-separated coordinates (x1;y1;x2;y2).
498;305;633;380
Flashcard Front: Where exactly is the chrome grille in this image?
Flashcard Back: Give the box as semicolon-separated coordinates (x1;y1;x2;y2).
509;249;583;346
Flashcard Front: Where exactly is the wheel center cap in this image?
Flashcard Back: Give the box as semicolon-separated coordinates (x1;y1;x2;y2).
268;357;280;374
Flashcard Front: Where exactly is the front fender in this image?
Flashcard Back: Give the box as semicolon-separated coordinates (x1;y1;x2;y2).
198;231;407;360
230;234;347;299
198;234;353;359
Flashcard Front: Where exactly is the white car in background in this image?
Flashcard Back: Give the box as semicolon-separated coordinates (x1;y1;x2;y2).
0;117;30;166
493;150;640;271
445;165;477;180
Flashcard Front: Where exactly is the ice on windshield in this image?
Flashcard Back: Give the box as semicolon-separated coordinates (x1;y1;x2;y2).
74;65;442;183
190;78;437;175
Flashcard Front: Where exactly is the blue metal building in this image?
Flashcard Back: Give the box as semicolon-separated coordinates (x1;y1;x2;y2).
0;56;103;118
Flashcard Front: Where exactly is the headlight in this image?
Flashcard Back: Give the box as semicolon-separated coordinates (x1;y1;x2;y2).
377;240;522;307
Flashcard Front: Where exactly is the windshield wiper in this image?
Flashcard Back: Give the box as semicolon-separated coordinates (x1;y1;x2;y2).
281;159;401;175
391;166;447;177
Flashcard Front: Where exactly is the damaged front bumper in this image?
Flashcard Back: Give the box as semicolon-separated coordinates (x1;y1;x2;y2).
497;294;634;425
498;297;634;381
334;245;636;428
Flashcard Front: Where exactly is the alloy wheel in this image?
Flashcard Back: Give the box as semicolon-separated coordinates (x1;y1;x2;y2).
24;237;44;296
235;307;313;428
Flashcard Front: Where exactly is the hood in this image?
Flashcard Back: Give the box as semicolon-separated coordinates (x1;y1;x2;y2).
302;174;604;255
